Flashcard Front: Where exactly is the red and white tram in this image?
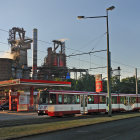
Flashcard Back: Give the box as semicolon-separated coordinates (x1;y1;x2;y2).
37;89;140;116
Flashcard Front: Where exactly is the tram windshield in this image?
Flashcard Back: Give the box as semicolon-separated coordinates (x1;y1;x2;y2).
39;90;49;105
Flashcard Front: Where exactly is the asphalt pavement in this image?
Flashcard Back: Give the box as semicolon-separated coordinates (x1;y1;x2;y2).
0;111;46;121
19;116;140;140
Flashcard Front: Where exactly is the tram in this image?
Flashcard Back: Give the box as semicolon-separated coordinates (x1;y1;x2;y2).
37;89;140;116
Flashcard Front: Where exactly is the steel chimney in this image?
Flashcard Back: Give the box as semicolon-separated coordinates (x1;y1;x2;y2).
32;28;37;79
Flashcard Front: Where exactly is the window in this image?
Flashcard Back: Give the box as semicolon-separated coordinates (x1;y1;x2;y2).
100;96;106;104
67;95;72;104
120;96;124;104
49;94;56;104
64;95;68;104
129;97;136;104
120;96;127;105
88;95;94;104
58;94;62;104
76;95;80;104
64;94;80;104
39;91;49;104
112;96;117;104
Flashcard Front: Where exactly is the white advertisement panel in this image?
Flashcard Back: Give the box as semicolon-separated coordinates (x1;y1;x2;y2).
19;95;27;104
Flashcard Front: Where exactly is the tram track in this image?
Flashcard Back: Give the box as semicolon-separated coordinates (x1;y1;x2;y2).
0;114;96;128
0;112;138;128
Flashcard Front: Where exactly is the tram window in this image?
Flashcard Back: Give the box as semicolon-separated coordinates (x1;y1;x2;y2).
64;95;72;104
76;95;80;104
71;96;75;104
120;96;124;104
58;95;62;104
50;94;56;104
73;95;80;104
129;97;136;104
100;96;106;104
39;92;48;104
88;95;94;104
112;96;117;104
67;95;73;104
64;95;80;104
64;95;68;104
120;96;126;105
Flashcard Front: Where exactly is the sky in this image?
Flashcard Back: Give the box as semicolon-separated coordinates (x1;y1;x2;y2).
0;0;140;79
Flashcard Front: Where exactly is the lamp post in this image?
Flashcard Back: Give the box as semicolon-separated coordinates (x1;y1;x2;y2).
77;6;115;117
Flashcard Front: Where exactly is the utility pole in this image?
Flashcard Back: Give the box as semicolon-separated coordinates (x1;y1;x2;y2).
135;68;138;95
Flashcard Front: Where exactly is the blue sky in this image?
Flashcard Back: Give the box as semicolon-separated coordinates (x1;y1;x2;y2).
0;0;140;79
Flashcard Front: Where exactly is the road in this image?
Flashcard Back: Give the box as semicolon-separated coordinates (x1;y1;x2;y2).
20;117;140;140
0;111;107;128
0;111;41;121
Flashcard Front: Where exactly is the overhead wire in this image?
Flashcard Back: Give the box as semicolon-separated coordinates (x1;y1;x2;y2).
0;27;140;76
77;32;106;51
0;29;9;33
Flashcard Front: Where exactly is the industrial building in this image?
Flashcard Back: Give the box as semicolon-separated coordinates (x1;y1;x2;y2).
0;27;88;111
0;27;70;111
38;40;68;80
0;27;69;81
0;27;89;81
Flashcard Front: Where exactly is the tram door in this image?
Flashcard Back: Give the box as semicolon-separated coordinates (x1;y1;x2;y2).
126;96;131;111
80;95;88;114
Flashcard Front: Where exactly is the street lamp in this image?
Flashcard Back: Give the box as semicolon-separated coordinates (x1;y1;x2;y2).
77;6;115;117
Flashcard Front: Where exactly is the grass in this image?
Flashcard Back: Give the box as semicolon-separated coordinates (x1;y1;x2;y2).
0;113;140;140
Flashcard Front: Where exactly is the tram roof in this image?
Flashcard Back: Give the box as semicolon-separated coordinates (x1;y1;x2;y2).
0;79;71;90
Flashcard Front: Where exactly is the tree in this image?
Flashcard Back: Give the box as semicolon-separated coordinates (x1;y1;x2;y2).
102;80;107;92
67;74;95;92
65;75;139;94
120;76;136;94
111;76;120;93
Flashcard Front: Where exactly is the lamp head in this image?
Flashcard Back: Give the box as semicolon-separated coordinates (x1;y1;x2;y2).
77;16;85;19
106;6;115;11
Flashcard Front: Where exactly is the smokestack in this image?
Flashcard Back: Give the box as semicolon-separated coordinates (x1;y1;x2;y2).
32;28;37;79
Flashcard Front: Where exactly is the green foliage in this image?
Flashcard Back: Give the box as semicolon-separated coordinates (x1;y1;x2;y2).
111;76;120;93
111;76;139;94
54;78;62;81
120;76;136;94
102;80;107;92
68;74;95;92
47;75;139;94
